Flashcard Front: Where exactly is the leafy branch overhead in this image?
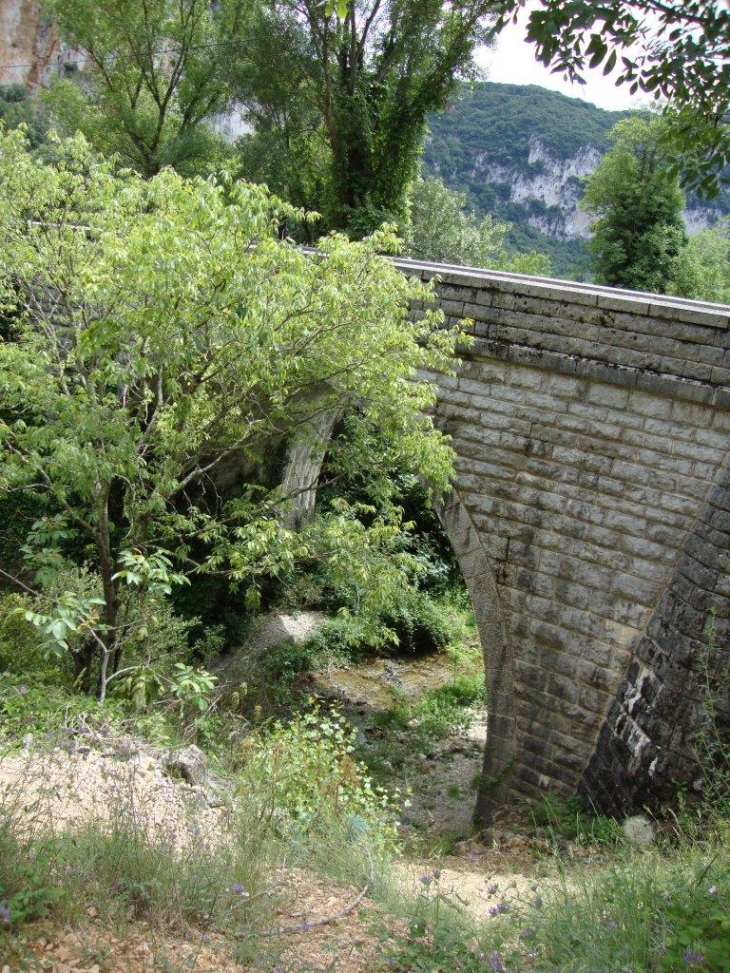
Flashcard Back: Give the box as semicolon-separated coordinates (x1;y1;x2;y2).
495;0;730;195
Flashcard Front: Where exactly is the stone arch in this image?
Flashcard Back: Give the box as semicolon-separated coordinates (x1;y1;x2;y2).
435;488;516;823
280;407;341;524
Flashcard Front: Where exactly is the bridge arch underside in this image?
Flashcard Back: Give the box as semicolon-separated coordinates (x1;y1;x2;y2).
410;262;730;819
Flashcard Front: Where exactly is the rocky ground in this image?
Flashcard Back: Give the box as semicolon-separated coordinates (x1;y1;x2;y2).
1;614;567;972
0;714;556;973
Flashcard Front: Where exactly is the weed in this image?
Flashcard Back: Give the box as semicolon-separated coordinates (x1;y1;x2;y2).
528;791;623;848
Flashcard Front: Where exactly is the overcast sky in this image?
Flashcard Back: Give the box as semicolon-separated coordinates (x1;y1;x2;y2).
478;4;648;113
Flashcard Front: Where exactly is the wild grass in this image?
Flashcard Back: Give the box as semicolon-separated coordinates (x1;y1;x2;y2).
4;591;729;973
0;710;400;969
377;817;730;973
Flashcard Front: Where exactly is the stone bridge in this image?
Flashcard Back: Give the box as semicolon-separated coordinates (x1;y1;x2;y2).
393;258;730;822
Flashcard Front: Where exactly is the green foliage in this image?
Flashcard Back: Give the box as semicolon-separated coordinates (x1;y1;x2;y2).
406;175;551;275
0;85;47;150
422;81;629;278
670;218;730;304
659;876;730;973
45;0;244;177
425;81;624;177
381;827;730;973
0;821;61;930
582;114;688;292
0;770;279;948
495;0;730;196
528;792;623;847
686;617;730;814
233;0;497;237
412;674;485;740
0;491;45;578
0;128;457;699
0;674;122;739
528;844;730;972
303;593;453;664
383;874;490;972
238;707;399;848
379;592;452;657
0;593;50;678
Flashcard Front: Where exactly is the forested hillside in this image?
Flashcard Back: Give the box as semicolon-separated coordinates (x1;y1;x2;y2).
423;82;730;280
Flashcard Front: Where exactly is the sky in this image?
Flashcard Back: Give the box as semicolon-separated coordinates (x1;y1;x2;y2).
478;4;647;113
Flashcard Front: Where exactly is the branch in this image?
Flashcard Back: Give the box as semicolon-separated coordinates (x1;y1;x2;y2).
0;568;37;596
238;845;374;940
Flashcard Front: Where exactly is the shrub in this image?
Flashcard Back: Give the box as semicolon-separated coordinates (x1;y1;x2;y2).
237;707;400;849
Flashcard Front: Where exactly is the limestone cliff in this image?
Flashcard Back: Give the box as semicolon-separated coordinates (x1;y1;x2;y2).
0;0;70;88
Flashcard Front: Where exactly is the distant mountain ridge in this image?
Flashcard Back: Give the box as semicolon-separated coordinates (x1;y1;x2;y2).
424;82;729;279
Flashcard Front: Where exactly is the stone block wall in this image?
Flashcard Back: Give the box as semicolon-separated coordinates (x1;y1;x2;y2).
397;258;730;817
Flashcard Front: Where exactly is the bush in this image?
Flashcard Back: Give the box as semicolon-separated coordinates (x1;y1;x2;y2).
237;707;400;849
0;808;61;930
380;591;451;656
301;591;451;664
528;791;623;847
414;674;485;740
0;593;51;677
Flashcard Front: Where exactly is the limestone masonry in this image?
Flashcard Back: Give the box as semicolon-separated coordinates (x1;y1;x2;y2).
396;257;730;820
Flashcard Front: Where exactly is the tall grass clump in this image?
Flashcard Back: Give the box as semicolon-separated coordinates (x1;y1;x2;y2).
1;703;401;965
0;785;62;930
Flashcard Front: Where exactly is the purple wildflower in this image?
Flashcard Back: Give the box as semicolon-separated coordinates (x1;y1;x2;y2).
489;949;506;972
231;883;249;897
432;868;441;880
419;874;432;886
18;686;28;695
488;901;510;917
485;882;499;896
0;904;10;924
683;951;705;967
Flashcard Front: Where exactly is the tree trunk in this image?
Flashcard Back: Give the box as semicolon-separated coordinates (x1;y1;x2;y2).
95;487;120;700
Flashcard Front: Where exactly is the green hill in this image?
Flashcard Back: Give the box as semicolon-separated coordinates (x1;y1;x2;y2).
423;82;630;279
424;82;730;281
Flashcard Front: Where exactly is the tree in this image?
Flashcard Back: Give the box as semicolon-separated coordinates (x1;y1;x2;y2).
406;175;551;275
0;85;48;149
495;1;730;195
670;218;730;305
0;129;458;699
44;0;247;177
233;0;498;237
581;115;687;292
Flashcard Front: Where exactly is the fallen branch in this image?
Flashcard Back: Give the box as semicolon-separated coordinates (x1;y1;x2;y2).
238;844;374;939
